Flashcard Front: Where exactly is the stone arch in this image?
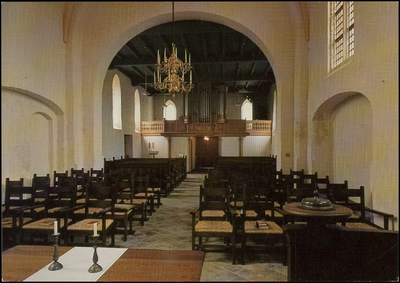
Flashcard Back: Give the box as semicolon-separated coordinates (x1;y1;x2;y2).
1;86;65;180
311;92;373;205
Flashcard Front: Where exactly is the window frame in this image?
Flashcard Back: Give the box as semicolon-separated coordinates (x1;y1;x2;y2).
329;1;354;70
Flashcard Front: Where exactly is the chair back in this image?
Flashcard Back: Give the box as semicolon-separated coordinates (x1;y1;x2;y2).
32;173;50;202
71;168;89;187
289;169;305;189
45;176;78;214
302;172;318;190
327;180;349;202
199;185;230;218
53;170;68;187
4;178;35;211
134;174;149;195
90;168;104;182
84;179;116;212
316;175;330;198
330;183;366;220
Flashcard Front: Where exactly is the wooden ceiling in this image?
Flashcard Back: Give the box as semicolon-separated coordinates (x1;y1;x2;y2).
108;20;276;98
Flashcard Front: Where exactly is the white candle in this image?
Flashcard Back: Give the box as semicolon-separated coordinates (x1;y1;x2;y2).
190;70;192;83
189;53;191;65
185;49;187;62
157;50;160;64
164;48;166;60
94;222;98;236
54;220;58;235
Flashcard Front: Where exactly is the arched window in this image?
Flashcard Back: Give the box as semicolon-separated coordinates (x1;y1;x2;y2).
329;1;354;70
112;74;122;130
134;89;141;132
241;99;253;120
163;99;177;121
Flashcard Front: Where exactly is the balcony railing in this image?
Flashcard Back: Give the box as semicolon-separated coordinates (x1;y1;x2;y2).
246;120;272;135
141;121;164;133
141;119;271;136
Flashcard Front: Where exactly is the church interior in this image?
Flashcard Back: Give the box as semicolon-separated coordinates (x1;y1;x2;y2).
2;2;398;281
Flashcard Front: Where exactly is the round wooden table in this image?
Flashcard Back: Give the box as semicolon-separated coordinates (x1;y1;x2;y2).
283;202;353;228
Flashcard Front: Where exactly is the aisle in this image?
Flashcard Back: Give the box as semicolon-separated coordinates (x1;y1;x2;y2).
115;173;287;281
115;173;205;250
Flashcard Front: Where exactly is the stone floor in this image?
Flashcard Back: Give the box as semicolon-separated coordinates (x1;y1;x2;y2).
114;173;288;281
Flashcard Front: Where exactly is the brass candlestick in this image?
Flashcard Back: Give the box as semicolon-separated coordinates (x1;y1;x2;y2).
48;233;63;271
88;235;103;273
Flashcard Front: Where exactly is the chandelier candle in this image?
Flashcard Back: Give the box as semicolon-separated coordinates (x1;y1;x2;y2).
154;43;194;97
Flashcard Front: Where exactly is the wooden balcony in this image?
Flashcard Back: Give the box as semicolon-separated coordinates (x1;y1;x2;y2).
141;119;271;137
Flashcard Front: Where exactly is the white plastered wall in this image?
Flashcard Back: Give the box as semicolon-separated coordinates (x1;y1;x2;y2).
307;2;398;229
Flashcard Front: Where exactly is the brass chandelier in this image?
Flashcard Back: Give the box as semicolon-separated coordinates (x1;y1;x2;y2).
153;2;194;98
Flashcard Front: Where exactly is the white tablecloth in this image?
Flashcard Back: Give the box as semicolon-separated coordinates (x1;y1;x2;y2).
24;247;128;281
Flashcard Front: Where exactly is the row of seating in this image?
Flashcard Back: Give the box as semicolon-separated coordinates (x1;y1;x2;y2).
190;177;285;265
274;169;394;230
190;165;395;265
104;156;187;197
2;165;171;249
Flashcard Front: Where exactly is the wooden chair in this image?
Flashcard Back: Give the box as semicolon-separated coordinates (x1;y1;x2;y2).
114;171;148;226
101;174;139;241
230;177;258;220
20;177;78;245
239;184;285;265
302;172;318;189
53;170;69;186
90;168;104;181
71;168;89;198
32;173;51;205
201;181;228;221
190;186;238;264
133;173;155;215
2;178;36;247
315;175;330;198
330;184;394;230
289;169;305;189
147;167;163;207
60;181;117;246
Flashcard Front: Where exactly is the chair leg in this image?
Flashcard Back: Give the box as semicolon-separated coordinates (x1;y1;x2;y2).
232;234;236;265
123;217;128;241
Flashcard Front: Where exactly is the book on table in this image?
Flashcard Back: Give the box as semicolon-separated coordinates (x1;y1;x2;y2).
256;220;270;229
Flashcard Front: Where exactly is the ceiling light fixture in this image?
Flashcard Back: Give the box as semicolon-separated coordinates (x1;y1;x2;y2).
153;2;194;98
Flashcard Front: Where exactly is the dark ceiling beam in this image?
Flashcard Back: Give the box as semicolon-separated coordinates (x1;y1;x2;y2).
138;35;158;61
250;62;256;76
159;34;172;55
111;58;269;69
125;42;141;60
130;67;145;80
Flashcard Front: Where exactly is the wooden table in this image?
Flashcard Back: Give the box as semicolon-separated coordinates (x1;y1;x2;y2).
2;245;205;282
282;202;353;281
283;202;353;228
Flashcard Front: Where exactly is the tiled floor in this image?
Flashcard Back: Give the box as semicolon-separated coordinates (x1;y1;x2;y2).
114;173;288;281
